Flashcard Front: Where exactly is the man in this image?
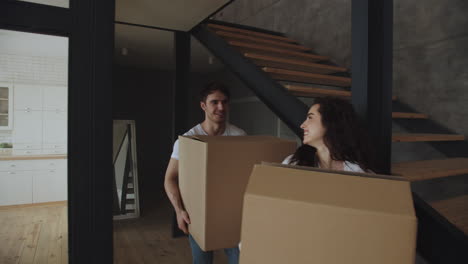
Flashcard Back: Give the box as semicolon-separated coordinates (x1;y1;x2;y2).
164;82;246;264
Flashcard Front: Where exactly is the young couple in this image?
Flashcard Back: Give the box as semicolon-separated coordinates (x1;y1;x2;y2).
164;83;375;264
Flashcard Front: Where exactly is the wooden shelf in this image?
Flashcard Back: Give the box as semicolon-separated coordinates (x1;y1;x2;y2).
264;67;351;87
392;133;465;142
392;158;468;181
228;41;328;62
207;23;297;43
216;31;311;51
246;53;346;74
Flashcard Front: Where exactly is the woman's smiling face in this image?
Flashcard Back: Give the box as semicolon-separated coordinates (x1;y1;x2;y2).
300;104;326;147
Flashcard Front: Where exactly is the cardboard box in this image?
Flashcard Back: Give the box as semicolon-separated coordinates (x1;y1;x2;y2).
179;136;296;251
240;163;417;264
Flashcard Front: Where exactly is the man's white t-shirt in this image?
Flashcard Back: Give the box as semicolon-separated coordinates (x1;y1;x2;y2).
171;123;246;160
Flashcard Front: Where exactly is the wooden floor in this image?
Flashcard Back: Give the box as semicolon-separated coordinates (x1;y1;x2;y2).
2;192;464;263
0;201;68;264
114;192;228;264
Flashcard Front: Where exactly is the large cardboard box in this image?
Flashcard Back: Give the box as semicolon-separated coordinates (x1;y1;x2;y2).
179;136;296;251
240;163;417;264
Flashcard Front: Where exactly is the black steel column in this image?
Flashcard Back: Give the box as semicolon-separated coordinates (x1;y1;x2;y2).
173;32;191;138
172;32;191;238
351;0;393;174
69;0;115;262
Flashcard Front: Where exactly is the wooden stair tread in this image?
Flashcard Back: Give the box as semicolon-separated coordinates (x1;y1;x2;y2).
216;31;311;51
285;84;397;100
285;85;351;97
392;133;465;142
264;67;351;87
207;23;296;43
392;158;468;181
431;194;468;235
246;53;346;74
229;41;328;62
392;112;428;119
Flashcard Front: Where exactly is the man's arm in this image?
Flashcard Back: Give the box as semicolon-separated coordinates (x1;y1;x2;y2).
164;158;191;234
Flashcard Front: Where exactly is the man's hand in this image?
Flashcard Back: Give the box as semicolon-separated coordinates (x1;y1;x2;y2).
176;210;191;234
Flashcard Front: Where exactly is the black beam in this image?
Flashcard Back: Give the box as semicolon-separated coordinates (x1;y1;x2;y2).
68;0;115;262
0;0;70;36
351;0;393;174
413;193;468;264
173;32;191;137
192;25;308;138
114;20;184;33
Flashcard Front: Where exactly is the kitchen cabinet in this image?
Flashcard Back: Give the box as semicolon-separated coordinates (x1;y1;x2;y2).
0;171;33;206
12;110;43;144
43;110;67;144
43;85;67;111
13;84;43;111
33;159;67;203
0;159;67;206
11;84;67;155
0;83;13;130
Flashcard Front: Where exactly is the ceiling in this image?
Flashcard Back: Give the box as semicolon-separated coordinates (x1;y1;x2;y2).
114;0;230;72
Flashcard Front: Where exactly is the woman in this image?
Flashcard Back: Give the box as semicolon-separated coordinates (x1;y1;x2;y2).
283;97;375;173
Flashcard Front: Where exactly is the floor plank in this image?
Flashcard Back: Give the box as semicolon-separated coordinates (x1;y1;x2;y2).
0;202;67;264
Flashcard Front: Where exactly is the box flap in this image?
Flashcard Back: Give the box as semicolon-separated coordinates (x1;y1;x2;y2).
262;162;407;181
246;164;415;218
181;135;294;143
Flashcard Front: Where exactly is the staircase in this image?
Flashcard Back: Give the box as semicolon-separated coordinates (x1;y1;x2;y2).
195;21;468;245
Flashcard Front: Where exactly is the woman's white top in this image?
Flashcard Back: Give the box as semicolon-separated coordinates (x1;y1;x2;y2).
281;154;365;173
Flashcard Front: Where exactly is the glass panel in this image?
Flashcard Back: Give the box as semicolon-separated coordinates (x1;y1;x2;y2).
18;0;69;8
0;29;68;261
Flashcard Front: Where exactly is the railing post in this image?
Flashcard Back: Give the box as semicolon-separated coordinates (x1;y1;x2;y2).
351;0;393;174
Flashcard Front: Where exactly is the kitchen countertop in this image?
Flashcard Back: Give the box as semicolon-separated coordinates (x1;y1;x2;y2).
0;155;67;161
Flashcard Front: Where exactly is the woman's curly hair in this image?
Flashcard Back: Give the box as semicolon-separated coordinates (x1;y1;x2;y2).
289;97;376;172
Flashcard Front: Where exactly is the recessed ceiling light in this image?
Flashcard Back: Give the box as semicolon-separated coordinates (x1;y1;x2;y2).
121;47;128;56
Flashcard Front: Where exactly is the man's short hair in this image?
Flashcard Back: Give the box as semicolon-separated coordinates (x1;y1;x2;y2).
199;82;231;102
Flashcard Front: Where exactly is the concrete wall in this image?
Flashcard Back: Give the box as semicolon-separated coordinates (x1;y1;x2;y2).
211;0;468;163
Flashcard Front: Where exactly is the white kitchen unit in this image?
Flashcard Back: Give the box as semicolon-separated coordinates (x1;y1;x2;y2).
12;84;67;155
0;83;13;130
0;170;33;206
0;158;67;206
32;159;67;203
13;84;43;111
